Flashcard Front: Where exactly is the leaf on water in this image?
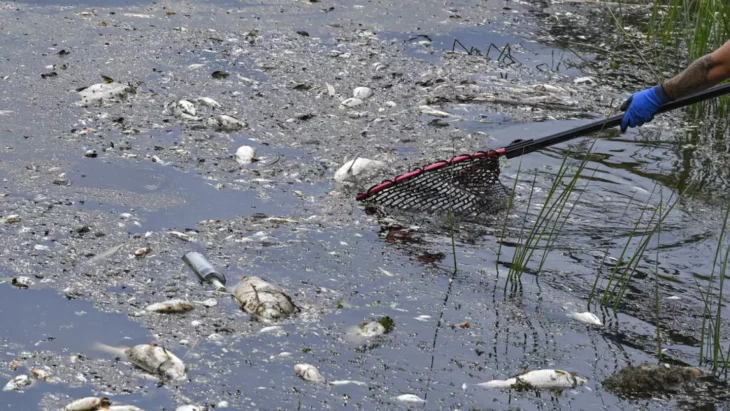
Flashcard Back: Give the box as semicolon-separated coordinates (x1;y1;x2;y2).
377;316;395;333
378;267;394;276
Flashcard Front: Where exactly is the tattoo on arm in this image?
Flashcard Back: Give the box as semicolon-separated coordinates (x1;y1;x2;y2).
662;54;719;100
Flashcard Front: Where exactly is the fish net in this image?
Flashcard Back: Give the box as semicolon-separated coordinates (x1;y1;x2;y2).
357;152;509;215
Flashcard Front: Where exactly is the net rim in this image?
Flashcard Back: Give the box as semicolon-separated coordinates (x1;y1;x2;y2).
355;148;505;201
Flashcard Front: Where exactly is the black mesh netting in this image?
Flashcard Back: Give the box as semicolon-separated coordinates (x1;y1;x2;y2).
358;153;510;215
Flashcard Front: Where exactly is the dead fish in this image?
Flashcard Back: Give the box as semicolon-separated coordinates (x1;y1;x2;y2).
396;394;426;403
146;299;194;314
11;276;32;289
170;100;198;121
3;214;21;224
353;86;373;99
340;97;363;108
419;105;451;117
329;380;367;386
31;367;53;381
3;374;31;391
476;369;587;390
235;146;257;165
107;406;145;411
134;247;151;257
95;343;186;381
333;158;386;182
567;311;602;326
233;276;300;322
195;97;222;109
169;231;191;242
63;397;112;411
176;406;204;411
205;115;245;131
294;363;324;383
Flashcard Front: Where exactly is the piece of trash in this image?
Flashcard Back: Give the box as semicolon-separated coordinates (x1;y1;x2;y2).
233;276;300;322
353;87;373;99
294;363;324;383
602;363;701;396
77;82;135;106
11;277;32;289
3;215;21;224
419;105;451;117
94;343;186;381
182;251;227;291
340;97;363;108
475;369;587;390
235;146;257;165
567;311;602;326
333;157;386;182
201;298;218;308
196;97;221;109
146;299;194;314
63;397;112;411
458;321;470;329
205;115;245;131
3;375;31;391
396;394;426;403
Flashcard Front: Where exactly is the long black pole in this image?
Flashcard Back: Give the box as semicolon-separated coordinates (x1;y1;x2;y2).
504;82;730;159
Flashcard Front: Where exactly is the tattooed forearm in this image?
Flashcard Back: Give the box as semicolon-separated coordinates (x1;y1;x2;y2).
662;54;719;100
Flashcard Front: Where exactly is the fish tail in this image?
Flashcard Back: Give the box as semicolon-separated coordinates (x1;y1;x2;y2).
92;342;127;357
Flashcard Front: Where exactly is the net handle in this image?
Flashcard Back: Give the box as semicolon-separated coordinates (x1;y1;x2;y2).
504;82;730;158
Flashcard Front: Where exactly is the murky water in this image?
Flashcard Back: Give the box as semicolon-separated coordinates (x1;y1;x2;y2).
1;0;729;409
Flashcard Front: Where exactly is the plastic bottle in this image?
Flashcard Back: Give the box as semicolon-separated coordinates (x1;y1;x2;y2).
182;252;227;291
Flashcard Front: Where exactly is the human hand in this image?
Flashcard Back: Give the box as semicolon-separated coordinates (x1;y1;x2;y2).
620;85;672;132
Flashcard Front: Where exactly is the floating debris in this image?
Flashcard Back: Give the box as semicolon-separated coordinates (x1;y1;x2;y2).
602;363;702;397
475;369;587;390
3;215;21;224
63;397;112;411
11;276;32;289
201;298;218;308
325;83;335;97
330;380;367;386
458;321;470;329
357;321;386;337
95;343;186;381
3;374;31;391
294;363;324;383
78;82;135;106
31;367;54;381
146;299;194;314
196;97;221;109
340;97;363;108
233;276;300;322
206;115;245;131
333;157;386;182
396;394;426;403
567;311;602;326
353;87;373;99
84;150;97;158
235;146;257;165
419;105;451;117
182;251;227;290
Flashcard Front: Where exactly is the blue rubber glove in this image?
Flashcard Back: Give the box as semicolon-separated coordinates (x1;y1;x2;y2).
620;85;672;132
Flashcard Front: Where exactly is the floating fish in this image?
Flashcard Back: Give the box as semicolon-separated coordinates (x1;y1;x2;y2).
294;363;324;383
63;397;112;411
176;406;204;411
145;299;194;314
340;97;363;108
78;82;135;106
11;276;32;289
475;369;587;391
31;367;54;382
333;158;386;182
170;100;198;121
134;247;151;257
235;146;257;165
196;97;221;109
353;87;373;99
3;374;31;391
329;380;367;386
396;394;426;403
3;215;21;224
95;343;186;381
419;105;451;118
107;406;145;411
233;276;300;323
206;115;245;131
567;311;602;326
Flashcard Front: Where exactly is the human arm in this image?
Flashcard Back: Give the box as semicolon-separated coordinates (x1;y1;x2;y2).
620;39;730;131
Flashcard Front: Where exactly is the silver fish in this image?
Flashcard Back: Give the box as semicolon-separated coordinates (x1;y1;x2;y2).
476;369;587;390
95;343;186;381
3;214;21;224
205;115;245;131
170;100;198;121
357;321;385;337
145;299;194;314
294;363;324;383
396;394;425;403
107;406;145;411
3;374;31;391
233;276;300;323
63;397;112;411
